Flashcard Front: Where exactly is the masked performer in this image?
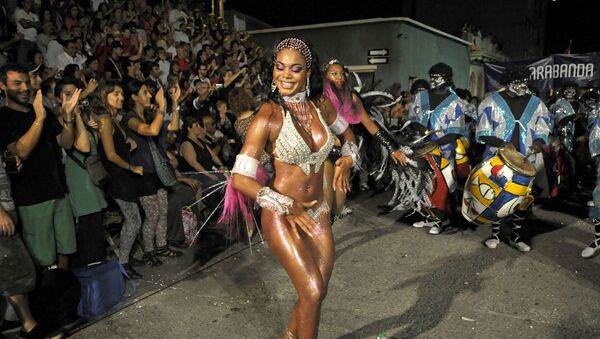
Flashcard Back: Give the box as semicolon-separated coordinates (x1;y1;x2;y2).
547;82;579;198
582;102;600;258
231;38;357;339
408;63;469;235
475;64;550;252
573;90;600;187
321;59;408;219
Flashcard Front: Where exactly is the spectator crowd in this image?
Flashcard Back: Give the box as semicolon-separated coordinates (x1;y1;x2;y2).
0;0;281;337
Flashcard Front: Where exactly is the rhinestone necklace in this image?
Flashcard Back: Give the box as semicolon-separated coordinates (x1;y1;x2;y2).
283;91;312;135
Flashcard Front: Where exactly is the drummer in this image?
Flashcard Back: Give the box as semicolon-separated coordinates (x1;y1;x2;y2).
475;64;550;252
408;63;470;235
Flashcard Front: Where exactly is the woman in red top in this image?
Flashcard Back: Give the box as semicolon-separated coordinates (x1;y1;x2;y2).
174;44;191;73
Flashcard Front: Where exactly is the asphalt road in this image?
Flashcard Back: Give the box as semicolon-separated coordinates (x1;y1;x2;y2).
25;190;600;338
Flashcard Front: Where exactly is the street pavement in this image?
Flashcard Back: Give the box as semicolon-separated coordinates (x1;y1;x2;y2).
40;190;600;338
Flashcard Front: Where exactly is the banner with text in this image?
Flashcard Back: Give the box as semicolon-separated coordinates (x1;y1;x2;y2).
484;52;600;99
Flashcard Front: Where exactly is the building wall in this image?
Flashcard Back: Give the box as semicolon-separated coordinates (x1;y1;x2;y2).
249;19;470;93
398;23;471;89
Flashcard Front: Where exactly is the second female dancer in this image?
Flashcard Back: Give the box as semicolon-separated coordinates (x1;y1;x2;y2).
321;59;409;217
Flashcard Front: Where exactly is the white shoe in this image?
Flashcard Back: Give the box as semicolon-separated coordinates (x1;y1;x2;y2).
509;240;531;253
428;219;450;234
485;238;500;249
429;226;441;234
340;207;353;217
412;219;437;228
581;245;600;258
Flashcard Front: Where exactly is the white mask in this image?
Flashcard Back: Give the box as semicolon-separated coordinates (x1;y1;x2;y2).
563;87;576;100
507;79;529;97
429;73;446;89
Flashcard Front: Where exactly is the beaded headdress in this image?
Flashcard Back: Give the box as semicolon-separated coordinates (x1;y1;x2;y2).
322;59;342;72
273;38;312;69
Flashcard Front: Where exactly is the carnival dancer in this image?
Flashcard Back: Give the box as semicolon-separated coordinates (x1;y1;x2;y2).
582;102;600;258
475;65;550;252
231;38;357;339
408;63;469;235
321;59;409;219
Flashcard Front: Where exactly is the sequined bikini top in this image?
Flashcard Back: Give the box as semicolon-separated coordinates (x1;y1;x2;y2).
274;101;334;175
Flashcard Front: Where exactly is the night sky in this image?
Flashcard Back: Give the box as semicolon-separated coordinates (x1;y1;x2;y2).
226;0;599;56
545;0;600;54
226;0;400;28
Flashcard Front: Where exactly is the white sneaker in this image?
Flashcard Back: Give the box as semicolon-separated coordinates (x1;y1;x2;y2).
429;226;441;234
509;240;531;253
340;207;353;217
581;245;600;259
485;238;500;249
428;219;450;235
412;219;437;228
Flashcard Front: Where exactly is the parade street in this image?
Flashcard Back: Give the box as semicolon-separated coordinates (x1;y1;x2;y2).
62;189;600;339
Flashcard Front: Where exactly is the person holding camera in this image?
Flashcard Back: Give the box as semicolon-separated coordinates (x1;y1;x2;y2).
58;78;108;267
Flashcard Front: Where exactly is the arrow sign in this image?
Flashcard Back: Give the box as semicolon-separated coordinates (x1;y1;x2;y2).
368;57;388;64
368;49;389;56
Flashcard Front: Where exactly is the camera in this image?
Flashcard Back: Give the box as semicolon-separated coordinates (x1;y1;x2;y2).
79;99;90;108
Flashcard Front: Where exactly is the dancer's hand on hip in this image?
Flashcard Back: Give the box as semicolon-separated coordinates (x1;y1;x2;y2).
286;200;318;239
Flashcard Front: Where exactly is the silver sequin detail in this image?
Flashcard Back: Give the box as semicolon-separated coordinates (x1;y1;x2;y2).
256;187;293;216
476;92;549;158
275;104;334;175
306;201;330;221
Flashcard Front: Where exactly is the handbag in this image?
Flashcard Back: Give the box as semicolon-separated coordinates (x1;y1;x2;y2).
66;133;109;186
148;137;178;187
72;260;137;318
66;150;109;186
